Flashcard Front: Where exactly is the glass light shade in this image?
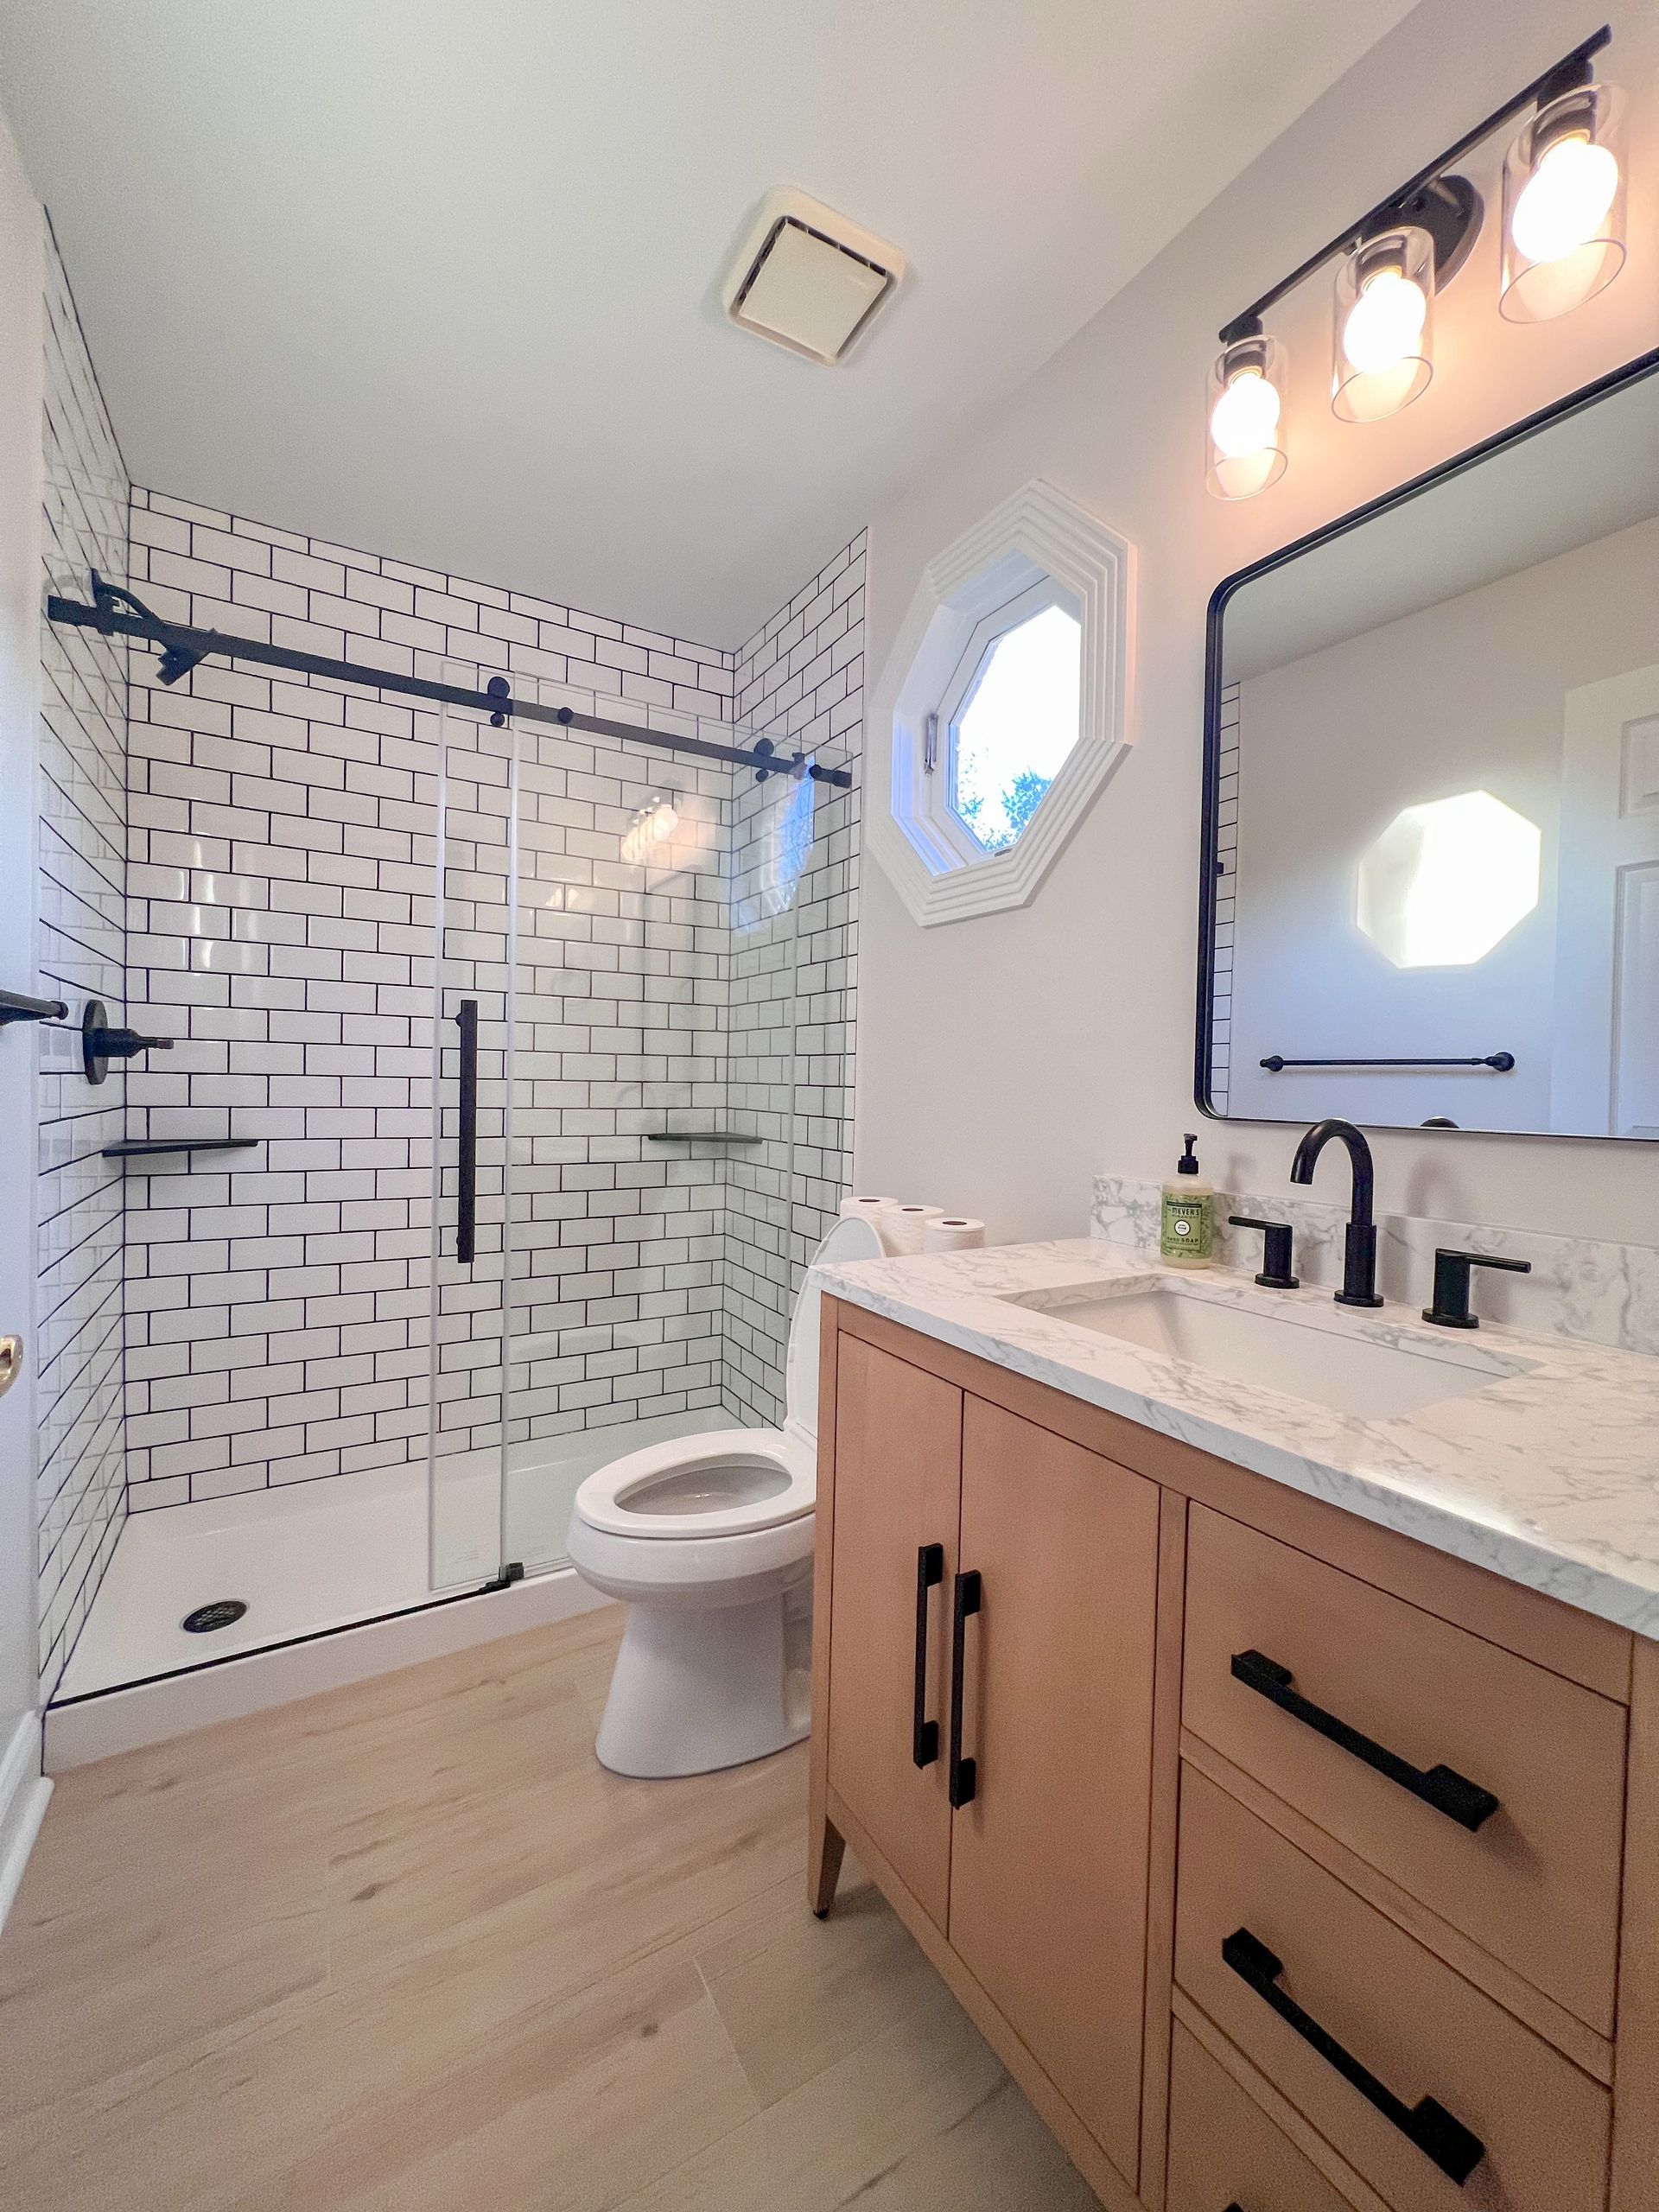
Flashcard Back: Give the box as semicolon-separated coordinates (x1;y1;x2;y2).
1501;84;1625;323
1332;226;1434;423
1205;335;1288;501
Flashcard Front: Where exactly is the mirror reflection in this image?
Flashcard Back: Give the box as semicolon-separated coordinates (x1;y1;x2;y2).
1206;358;1659;1140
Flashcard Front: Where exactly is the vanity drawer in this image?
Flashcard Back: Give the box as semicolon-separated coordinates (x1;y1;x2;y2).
1167;2021;1360;2212
1175;1764;1611;2212
1182;1504;1624;2033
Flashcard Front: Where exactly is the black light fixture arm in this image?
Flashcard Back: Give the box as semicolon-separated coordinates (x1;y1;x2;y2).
1217;24;1611;344
48;583;853;790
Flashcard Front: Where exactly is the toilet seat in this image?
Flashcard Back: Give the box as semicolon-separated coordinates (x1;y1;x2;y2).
569;1211;885;1551
571;1426;813;1543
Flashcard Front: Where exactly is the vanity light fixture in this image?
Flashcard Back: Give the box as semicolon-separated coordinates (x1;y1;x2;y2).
1332;224;1436;423
1205;327;1288;501
1500;52;1626;321
1205;26;1621;497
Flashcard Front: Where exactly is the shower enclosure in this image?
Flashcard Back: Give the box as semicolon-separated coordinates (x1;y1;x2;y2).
54;671;845;1709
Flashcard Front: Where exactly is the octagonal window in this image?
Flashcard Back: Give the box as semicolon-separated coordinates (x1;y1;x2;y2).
946;599;1083;854
871;477;1133;926
1357;790;1541;969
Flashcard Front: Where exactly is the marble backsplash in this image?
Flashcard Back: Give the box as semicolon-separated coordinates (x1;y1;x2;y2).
1091;1174;1659;1360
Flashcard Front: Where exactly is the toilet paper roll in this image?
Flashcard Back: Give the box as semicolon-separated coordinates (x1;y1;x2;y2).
839;1194;897;1224
879;1203;946;1255
923;1217;986;1253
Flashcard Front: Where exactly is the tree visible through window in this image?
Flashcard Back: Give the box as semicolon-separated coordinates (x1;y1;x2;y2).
949;604;1083;853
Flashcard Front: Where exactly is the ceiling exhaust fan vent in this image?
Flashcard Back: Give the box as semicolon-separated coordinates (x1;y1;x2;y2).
722;188;906;365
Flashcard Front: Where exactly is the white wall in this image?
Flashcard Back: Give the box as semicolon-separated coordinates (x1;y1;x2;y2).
855;0;1659;1247
0;107;50;1921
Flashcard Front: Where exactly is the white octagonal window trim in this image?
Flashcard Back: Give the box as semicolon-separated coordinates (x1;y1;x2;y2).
869;478;1134;925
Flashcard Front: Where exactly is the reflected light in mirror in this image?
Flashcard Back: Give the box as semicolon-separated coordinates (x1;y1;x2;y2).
1357;790;1541;969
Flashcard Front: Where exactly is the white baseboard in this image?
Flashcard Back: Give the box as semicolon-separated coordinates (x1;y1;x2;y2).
44;1565;610;1770
0;1710;51;1929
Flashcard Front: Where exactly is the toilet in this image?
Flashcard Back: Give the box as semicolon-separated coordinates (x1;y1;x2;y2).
566;1213;887;1777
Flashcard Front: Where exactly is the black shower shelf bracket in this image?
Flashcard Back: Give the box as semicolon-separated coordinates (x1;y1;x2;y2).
645;1130;764;1146
102;1139;260;1162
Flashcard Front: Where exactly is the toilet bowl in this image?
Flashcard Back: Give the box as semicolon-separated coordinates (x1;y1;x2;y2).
567;1213;887;1777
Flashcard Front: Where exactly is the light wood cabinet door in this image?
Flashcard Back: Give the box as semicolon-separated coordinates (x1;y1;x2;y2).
825;1334;963;1932
947;1395;1161;2188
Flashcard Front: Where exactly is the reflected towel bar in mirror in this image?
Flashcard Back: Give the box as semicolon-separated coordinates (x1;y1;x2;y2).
1260;1052;1516;1072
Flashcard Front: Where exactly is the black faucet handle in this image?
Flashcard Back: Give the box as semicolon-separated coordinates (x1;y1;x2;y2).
1422;1248;1531;1330
1229;1216;1299;1291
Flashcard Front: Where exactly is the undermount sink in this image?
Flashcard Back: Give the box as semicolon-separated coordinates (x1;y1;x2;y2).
1001;1279;1535;1422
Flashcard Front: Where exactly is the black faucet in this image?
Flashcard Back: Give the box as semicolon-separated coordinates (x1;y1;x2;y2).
1289;1118;1383;1308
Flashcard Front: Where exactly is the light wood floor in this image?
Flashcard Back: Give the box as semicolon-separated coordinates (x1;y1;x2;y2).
0;1606;1100;2210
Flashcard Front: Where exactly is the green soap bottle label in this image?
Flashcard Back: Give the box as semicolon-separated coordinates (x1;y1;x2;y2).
1161;1193;1212;1259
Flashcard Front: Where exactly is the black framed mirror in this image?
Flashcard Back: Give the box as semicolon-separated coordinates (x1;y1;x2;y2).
1198;346;1659;1142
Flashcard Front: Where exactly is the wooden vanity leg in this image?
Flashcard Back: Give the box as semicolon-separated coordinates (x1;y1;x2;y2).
810;1809;846;1917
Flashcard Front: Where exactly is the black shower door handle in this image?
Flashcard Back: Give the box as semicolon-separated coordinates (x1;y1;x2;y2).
948;1569;981;1808
1222;1927;1484;2184
455;999;478;1265
1230;1649;1500;1831
912;1543;944;1769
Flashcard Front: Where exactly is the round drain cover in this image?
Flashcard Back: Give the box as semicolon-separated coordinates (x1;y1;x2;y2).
181;1599;248;1634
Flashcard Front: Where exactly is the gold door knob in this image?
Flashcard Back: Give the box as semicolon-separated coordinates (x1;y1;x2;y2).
0;1335;22;1399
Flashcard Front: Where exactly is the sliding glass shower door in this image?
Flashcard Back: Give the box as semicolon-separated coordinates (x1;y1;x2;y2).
428;671;837;1594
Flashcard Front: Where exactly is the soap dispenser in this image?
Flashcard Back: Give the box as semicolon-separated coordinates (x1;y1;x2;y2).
1160;1135;1214;1268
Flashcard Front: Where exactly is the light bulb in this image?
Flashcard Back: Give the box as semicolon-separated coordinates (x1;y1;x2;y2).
1341;266;1427;375
1209;366;1281;461
1511;132;1619;264
651;801;679;842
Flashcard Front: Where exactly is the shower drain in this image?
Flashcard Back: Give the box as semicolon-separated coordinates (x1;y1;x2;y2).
181;1599;248;1634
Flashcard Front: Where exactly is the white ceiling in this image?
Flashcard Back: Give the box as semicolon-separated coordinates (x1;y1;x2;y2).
0;1;1418;645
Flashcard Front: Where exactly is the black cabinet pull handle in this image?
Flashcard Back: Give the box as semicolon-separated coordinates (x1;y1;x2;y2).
948;1569;981;1808
1223;1927;1484;2184
912;1543;944;1768
1230;1649;1499;1832
455;999;478;1265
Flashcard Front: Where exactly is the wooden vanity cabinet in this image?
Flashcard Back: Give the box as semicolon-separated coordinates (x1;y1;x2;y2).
810;1297;1659;2212
813;1327;1162;2199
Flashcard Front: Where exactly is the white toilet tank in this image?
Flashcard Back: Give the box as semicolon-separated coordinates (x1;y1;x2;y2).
784;1215;885;1450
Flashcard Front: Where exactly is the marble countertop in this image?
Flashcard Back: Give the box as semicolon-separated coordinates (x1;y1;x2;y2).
814;1238;1659;1638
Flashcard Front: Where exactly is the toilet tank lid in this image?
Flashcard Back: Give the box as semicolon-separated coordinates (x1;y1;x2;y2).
787;1215;887;1437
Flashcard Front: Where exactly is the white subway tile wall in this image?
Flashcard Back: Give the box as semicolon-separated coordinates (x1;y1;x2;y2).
36;233;130;1695
1209;680;1239;1113
722;534;863;1427
120;490;862;1504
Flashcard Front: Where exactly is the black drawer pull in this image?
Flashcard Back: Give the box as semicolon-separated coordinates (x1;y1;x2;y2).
948;1569;981;1808
1223;1927;1484;2185
912;1543;944;1768
1230;1649;1500;1832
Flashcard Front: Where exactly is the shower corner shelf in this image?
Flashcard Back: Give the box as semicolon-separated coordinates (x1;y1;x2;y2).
645;1128;763;1147
102;1138;261;1163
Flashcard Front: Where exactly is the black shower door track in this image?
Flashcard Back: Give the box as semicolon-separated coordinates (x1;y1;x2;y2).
47;589;853;788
